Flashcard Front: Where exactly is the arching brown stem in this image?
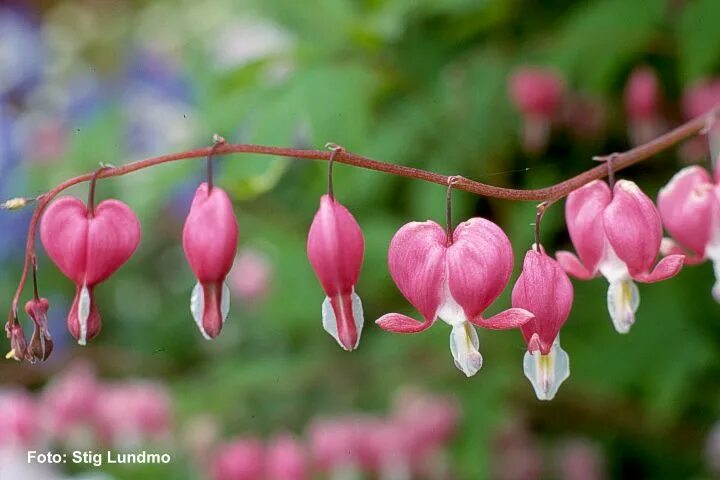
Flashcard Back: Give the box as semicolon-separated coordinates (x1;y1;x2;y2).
6;106;718;319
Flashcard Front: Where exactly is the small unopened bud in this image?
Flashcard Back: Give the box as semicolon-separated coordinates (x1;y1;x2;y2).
5;322;28;361
1;197;29;210
25;298;53;363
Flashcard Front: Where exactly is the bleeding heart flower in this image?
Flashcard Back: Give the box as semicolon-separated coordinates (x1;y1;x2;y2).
40;197;141;345
376;218;533;377
25;297;52;363
657;166;720;300
512;247;573;400
182;182;238;339
556;180;684;334
307;194;365;351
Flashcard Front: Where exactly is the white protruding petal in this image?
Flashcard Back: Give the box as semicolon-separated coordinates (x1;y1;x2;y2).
77;285;91;346
190;282;211;340
706;244;720;303
449;322;483;377
523;337;570;401
436;280;466;327
607;279;640;334
320;290;365;350
221;282;231;321
351;290;364;347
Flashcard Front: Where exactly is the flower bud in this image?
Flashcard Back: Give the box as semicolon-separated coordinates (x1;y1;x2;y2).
512;248;573;400
307;195;365;351
182;183;238;339
5;321;27;361
25;297;53;363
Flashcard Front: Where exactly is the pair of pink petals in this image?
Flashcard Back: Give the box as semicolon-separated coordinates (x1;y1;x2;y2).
658;166;720;300
40;197;141;345
376;217;533;377
557;179;684;333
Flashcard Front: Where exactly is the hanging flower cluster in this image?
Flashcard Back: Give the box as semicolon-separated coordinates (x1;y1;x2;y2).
3;62;720;402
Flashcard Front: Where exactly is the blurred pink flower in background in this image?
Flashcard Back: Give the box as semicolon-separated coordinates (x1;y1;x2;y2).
508;67;566;154
563;94;606;141
491;419;543;480
555;438;607;480
680;78;720;163
307;416;366;476
624;66;665;145
211;438;265;480
0;389;37;448
266;434;308;480
94;381;172;449
705;421;720;476
41;362;100;446
229;248;273;304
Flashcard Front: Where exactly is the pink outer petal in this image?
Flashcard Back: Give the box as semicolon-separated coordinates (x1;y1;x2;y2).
661;238;705;265
512;249;574;355
632;254;685;283
307;194;364;296
470;308;534;330
376;313;434;333
555;250;596;280
387;221;447;321
183;183;239;283
40;197;141;286
86;200;142;285
446;218;514;319
657;166;715;258
604;180;663;277
565;180;612;276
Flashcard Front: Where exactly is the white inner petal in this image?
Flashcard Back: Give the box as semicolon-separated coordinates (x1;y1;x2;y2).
221;282;231;321
705;241;720;303
78;285;91;346
598;242;631;284
436;279;466;326
523;336;570;401
607;279;640;334
190;282;210;340
320;289;364;350
449;322;483;377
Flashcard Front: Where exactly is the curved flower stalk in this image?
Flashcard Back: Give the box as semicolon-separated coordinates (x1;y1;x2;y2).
376;218;533;377
512;247;573;400
40;196;141;345
182;182;239;339
557;180;684;334
657;165;720;300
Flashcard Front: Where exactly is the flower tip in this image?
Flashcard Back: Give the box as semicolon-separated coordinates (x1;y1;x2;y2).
523;339;569;401
1;197;29;210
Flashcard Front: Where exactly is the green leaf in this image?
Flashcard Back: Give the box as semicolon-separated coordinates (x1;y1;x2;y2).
678;0;720;82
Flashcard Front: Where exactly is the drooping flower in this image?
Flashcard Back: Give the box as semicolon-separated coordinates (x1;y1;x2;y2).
25;297;52;363
556;180;684;333
508;67;565;154
182;182;238;339
307;194;365;351
376;218;533;377
211;439;265;480
624;66;664;145
266;434;307;480
40;197;141;345
657;166;720;300
512;247;573;400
